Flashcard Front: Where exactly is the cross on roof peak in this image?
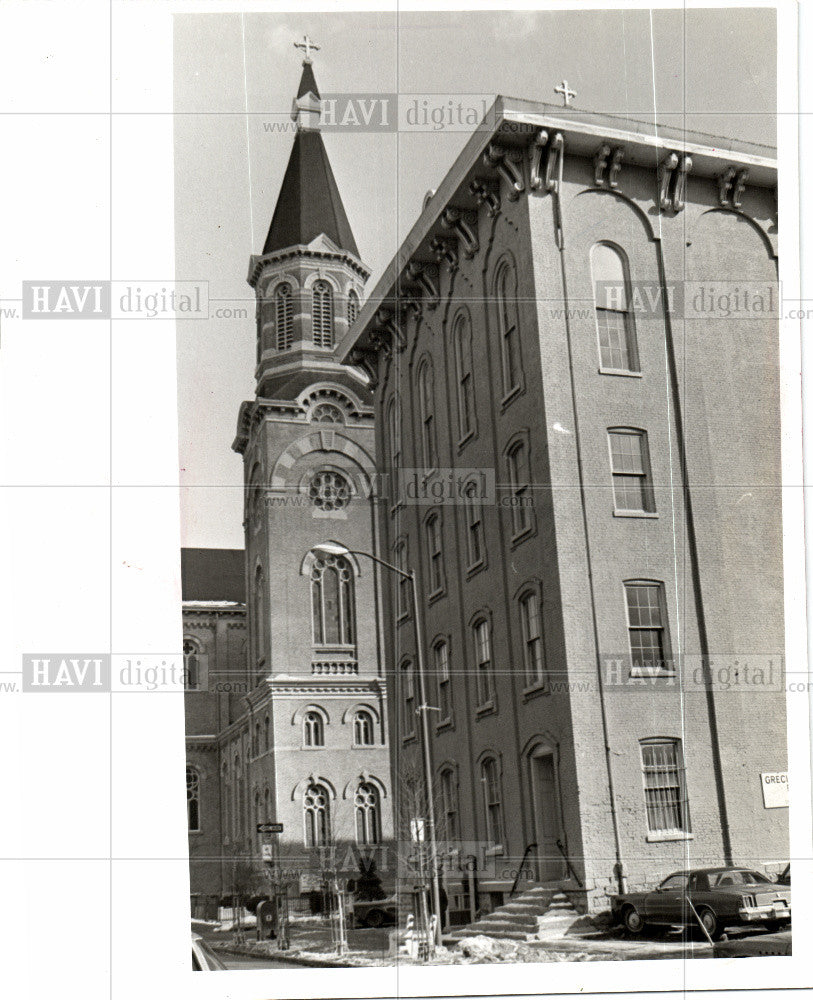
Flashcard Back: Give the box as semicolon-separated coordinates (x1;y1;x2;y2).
554;80;577;107
295;34;320;65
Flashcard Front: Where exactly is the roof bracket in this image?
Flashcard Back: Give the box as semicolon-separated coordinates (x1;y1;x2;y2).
441;207;479;258
484;142;525;200
431;235;459;271
529;129;550;190
468;177;501;218
594;143;624;189
406;261;440;309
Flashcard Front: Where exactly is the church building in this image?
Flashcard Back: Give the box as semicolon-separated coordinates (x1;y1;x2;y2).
184;55;392;914
341;95;787;913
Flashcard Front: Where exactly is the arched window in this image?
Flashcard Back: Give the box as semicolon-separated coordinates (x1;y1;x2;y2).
275;282;293;350
233;755;242;840
347;289;360;326
393;538;409;619
387;394;402;474
311;401;344;424
439;767;459;841
303;783;330;846
495;260;522;396
519;589;545;686
506;439;531;536
312;280;334;347
254;722;261;758
303;710;325;747
433;639;451;722
186;765;200;832
311;554;355;646
264;715;270;752
463;479;485;568
608;428;655;513
473;618;494;707
401;660;415;739
424;511;445;595
591;243;639;372
221;762;230;841
254;790;262;846
183;639;200;691
264;786;271;822
480;756;503;846
353;709;374;746
417;359;437;471
254;566;266;663
355;782;381;845
454;312;475;440
309;470;352;512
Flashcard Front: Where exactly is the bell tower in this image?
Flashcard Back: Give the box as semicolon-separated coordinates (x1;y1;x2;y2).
229;43;391;885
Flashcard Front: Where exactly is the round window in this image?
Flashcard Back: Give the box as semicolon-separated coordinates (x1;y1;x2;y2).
309;470;353;511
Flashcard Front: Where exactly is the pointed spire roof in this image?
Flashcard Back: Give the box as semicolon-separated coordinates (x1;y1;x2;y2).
296;62;320;100
262;60;359;258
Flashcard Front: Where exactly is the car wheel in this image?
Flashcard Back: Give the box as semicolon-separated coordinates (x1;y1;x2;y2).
623;906;645;934
698;907;722;941
365;909;385;929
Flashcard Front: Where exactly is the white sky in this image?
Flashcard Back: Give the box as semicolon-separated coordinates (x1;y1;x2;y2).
174;7;776;549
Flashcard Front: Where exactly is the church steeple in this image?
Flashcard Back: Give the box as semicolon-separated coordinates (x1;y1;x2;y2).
246;41;369;400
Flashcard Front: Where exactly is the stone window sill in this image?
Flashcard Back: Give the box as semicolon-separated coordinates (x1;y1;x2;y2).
613;510;659;520
598;367;643;378
646;832;694;844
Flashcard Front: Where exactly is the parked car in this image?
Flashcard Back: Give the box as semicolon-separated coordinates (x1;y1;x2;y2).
714;930;791;957
349;895;399;928
191;932;227;971
776;864;791;886
611;867;791;940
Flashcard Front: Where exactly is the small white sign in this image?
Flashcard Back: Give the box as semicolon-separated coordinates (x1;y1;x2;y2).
761;772;789;808
261;844;275;861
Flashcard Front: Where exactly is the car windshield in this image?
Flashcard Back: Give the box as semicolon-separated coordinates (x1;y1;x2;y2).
659;874;688;891
709;870;771;887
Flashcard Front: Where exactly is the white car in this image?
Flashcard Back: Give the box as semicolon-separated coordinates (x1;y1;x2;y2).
191;932;227;971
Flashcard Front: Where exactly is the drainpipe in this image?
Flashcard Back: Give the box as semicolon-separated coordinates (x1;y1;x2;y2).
551;155;626;894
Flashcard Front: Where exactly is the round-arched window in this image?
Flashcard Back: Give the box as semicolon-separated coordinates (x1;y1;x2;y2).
311;402;344;424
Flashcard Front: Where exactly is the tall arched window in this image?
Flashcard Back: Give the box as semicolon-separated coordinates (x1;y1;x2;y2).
311;554;355;646
354;782;381;845
434;638;451;722
254;566;266;663
495;260;522;396
591;243;639;372
264;786;271;822
480;756;504;846
233;755;242;840
519;588;545;686
387;394;402;474
453;312;475;440
353;709;374;746
304;782;330;846
186;765;200;832
183;639;200;691
506;439;531;536
473;617;494;707
347;289;360;326
221;762;230;841
303;710;325;747
275;282;293;350
401;660;415;738
254;790;262;847
439;767;459;840
424;511;445;595
417;359;437;471
264;715;270;752
312;280;334;347
393;538;409;619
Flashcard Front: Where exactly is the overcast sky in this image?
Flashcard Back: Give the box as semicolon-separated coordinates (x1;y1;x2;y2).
174;7;776;550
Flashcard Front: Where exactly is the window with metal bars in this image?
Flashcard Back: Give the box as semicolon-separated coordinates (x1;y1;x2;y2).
312;280;334;347
640;739;690;834
608;429;655;513
275;283;293;349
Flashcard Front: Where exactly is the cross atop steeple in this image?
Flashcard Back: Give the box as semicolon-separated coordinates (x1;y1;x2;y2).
294;34;320;65
554;80;577;107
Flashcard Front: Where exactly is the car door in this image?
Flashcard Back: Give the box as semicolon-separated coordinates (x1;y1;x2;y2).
646;873;689;923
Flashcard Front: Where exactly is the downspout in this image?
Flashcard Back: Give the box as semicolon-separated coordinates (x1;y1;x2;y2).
552;149;626;893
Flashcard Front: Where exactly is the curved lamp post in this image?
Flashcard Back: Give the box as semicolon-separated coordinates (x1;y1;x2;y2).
311;541;443;949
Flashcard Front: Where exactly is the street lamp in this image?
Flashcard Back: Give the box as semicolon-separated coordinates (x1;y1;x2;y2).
310;541;443;949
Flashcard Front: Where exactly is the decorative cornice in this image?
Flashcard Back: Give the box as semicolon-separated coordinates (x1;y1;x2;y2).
718;166;749;209
468;177;501;218
430;235;459;271
657;151;692;212
406;260;440;309
594;143;624;189
441;207;479;258
247;246;370;288
483;142;525;200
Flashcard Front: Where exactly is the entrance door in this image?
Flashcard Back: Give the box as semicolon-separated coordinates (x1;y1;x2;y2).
530;750;564;881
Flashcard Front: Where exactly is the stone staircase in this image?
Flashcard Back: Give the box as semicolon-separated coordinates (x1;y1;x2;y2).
447;888;581;943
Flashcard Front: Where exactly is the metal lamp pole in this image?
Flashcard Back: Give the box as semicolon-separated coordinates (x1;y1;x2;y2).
310;544;443;950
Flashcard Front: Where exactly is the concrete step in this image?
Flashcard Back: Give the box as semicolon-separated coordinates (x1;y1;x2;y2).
448;927;529;941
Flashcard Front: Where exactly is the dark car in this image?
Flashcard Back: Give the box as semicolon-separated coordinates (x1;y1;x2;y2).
611;867;791;940
776;864;791;886
191;932;227;971
349;895;399;928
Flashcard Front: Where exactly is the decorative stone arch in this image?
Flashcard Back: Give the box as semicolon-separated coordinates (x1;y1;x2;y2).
569;187;659;243
341;772;388;800
302;270;343;294
291;704;331;727
269;431;376;493
299;543;362;578
341;702;381;726
693;206;777;262
488;247;522;295
261;273;302;301
291;775;338;802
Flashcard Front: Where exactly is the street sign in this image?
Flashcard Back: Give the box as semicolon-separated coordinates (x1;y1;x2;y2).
256;822;284;833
